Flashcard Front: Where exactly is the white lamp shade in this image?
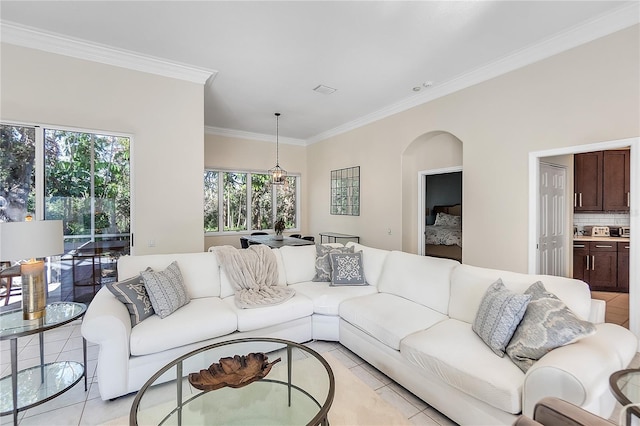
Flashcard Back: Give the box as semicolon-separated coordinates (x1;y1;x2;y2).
0;220;64;261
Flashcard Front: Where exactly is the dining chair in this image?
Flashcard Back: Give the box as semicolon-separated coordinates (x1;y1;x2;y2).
240;237;249;249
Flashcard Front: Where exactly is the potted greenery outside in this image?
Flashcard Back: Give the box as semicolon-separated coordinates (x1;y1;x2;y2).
274;218;286;240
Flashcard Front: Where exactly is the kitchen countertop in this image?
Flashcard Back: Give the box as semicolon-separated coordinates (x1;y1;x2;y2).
574;236;630;242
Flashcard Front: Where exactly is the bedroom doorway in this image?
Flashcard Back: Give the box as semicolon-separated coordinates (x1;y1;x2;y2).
418;167;462;260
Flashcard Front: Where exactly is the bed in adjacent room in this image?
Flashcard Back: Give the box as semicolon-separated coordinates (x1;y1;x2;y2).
425;204;462;262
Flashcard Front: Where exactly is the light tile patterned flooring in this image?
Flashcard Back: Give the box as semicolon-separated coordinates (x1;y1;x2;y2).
0;321;456;426
1;320;638;426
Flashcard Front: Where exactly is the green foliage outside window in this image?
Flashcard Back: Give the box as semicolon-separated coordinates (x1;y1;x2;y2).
204;170;298;233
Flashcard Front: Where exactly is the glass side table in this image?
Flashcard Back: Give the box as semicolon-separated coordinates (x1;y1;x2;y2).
0;302;87;425
610;368;640;426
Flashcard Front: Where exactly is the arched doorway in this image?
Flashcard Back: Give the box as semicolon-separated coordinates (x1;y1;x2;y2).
401;131;463;254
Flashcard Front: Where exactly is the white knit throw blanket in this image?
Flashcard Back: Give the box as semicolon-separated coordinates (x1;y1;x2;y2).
212;245;295;309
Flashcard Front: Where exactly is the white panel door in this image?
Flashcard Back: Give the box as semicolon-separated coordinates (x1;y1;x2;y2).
539;163;566;276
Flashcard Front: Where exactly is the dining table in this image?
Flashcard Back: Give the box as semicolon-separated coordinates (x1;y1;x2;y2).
244;235;315;249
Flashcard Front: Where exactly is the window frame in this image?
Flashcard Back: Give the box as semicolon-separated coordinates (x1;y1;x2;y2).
1;121;133;250
204;168;300;236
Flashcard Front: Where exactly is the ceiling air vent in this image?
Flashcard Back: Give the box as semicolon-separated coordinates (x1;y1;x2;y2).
313;84;337;95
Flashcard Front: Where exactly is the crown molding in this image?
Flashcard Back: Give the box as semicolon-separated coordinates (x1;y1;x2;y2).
0;21;217;84
306;2;640;145
204;126;307;146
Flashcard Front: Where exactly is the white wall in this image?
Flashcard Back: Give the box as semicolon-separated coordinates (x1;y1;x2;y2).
306;24;639;272
1;43;206;255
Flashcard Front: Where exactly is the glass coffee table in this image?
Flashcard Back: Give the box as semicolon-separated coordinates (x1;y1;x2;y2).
131;338;334;426
0;302;87;425
610;368;640;426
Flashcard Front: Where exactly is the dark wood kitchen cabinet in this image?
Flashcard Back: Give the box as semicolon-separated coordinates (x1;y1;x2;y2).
572;243;589;283
573;241;621;291
574;149;630;212
617;242;630;292
574;151;603;211
603;150;631;211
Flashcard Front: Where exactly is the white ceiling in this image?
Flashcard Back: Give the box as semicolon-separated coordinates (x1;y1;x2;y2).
1;1;638;144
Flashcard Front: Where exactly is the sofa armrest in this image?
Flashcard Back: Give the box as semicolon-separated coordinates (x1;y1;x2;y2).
514;397;614;426
81;287;132;400
534;397;613;425
589;299;606;324
522;323;638;418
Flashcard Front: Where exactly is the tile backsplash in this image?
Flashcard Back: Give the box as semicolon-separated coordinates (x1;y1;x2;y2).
573;212;630;234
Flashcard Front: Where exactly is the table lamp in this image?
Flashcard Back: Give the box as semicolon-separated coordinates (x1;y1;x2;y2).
0;220;64;319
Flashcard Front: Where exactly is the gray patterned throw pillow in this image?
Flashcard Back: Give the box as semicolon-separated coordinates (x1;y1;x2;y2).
506;281;596;372
472;279;531;357
141;261;190;319
312;244;354;282
106;268;154;326
329;251;367;286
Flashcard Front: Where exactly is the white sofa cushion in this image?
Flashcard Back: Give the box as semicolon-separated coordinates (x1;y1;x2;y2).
118;252;221;299
345;242;390;288
290;281;378;315
278;244;344;285
449;264;593;324
377;251;458;315
279;245;318;284
401;318;525;414
223;293;314;332
271;248;288;286
130;297;237;356
339;293;447;350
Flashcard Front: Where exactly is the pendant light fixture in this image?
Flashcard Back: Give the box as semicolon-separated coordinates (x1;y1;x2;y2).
269;112;287;185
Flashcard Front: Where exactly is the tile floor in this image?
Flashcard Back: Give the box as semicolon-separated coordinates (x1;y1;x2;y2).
1;319;639;426
0;320;457;426
591;291;630;328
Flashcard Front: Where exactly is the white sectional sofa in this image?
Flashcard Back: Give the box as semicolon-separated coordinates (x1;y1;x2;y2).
81;242;638;425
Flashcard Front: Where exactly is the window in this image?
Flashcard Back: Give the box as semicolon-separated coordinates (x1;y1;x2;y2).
1;123;131;251
43;129;130;249
0;125;36;222
204;170;298;234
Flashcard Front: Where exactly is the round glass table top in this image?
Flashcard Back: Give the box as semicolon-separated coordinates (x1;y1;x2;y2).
131;338;335;426
0;361;85;415
0;302;86;340
610;368;640;424
611;369;640;404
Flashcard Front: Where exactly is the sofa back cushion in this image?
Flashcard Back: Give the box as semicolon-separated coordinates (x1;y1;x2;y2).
377;251;458;315
278;243;344;285
118;252;221;299
278;244;317;284
345;242;390;288
449;264;592;324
